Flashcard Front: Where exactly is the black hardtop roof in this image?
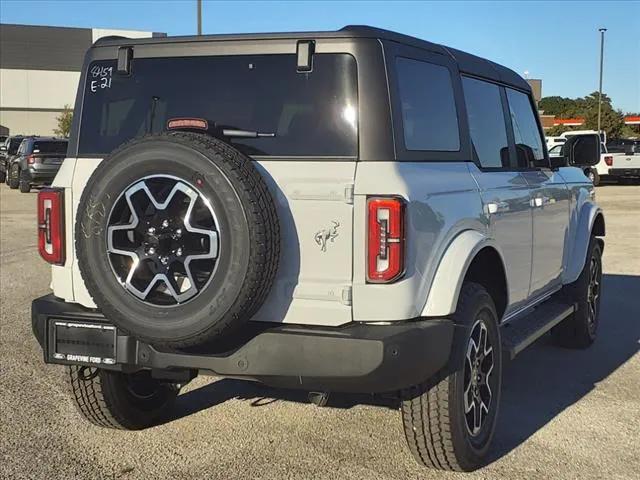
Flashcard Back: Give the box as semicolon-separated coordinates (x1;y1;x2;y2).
93;25;530;91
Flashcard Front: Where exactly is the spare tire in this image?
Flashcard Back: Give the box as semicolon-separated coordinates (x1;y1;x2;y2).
76;132;279;347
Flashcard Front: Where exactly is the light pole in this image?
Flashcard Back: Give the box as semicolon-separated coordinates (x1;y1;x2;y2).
197;0;202;35
597;27;607;133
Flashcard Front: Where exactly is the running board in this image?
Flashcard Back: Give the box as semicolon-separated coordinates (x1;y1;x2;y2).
501;300;575;360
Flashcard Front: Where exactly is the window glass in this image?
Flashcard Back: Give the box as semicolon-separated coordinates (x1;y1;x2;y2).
79;54;358;157
462;77;509;168
395;57;460;151
506;88;545;166
32;141;68;154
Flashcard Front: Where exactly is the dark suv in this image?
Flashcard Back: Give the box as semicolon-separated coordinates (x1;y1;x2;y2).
7;137;68;192
0;135;25;184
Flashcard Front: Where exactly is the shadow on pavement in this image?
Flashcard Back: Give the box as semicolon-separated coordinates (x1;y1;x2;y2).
491;273;639;460
166;274;639;463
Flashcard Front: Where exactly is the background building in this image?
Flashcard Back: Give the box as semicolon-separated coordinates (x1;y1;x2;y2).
0;24;165;136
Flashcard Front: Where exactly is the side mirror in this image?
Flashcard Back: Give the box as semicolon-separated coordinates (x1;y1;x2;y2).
562;133;600;166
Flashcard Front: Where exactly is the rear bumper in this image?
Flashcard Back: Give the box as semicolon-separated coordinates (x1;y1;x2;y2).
27;167;58;182
32;294;454;394
609;168;640;177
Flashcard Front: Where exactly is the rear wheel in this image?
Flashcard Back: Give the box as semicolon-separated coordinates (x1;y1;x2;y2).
8;164;19;189
68;366;179;430
401;282;502;471
0;169;5;183
553;236;602;348
19;170;31;193
586;168;600;186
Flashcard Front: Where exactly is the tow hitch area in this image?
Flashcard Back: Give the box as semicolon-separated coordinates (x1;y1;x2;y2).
50;321;117;366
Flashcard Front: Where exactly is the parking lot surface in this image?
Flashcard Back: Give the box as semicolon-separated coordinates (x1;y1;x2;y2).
1;184;639;480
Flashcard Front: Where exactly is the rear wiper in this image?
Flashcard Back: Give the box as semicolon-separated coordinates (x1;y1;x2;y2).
222;129;276;138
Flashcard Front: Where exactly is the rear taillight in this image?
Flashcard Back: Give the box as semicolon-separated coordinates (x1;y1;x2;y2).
27;155;36;164
367;197;405;283
604;155;613;166
37;189;65;265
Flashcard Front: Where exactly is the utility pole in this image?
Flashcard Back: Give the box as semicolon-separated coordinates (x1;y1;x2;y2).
197;0;202;35
597;27;607;133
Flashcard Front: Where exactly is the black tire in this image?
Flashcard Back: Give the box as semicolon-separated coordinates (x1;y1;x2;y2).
8;164;19;189
68;366;178;430
0;170;5;184
586;168;600;186
401;282;502;471
19;170;31;193
553;236;602;349
75;132;280;348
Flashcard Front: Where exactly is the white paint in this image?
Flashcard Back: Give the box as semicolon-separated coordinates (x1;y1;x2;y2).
0;69;80;109
91;28;157;43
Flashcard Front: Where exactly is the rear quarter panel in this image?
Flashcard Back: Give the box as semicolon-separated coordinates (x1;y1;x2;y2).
352;161;485;321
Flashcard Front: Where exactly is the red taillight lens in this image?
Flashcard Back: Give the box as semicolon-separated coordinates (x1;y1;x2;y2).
604;155;613;166
367;197;405;283
37;189;65;265
27;155;36;164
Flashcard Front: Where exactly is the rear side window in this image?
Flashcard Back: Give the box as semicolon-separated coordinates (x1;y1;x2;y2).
462;77;509;168
506;88;545;166
32;141;67;154
79;54;358;157
395;57;460;152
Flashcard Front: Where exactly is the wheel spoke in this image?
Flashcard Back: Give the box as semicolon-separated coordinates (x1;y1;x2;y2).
107;175;220;306
464;317;496;437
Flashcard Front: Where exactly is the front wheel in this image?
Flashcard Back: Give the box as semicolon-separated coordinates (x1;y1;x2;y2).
68;366;179;430
553;236;602;348
401;282;502;471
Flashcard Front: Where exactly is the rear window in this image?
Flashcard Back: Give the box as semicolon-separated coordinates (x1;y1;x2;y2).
32;141;68;154
395;57;460;152
79;54;358;157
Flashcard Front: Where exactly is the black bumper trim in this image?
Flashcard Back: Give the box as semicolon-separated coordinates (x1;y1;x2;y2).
609;168;640;176
32;294;454;393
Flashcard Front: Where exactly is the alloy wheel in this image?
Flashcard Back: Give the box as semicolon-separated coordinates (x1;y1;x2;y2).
106;175;220;306
586;255;601;334
463;317;495;437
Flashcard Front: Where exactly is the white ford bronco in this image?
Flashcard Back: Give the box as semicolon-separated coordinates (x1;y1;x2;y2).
32;26;605;471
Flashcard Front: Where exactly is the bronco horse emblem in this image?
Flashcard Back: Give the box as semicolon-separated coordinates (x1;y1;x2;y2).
314;221;340;252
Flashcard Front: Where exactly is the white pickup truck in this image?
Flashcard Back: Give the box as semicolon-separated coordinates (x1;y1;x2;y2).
549;142;638;185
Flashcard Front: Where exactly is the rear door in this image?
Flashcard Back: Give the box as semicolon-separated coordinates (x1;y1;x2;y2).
76;48;359;326
462;77;533;315
251;161;356;326
32;140;67;166
504;87;570;298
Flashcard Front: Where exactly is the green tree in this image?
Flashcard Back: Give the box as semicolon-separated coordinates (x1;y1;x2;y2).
545;124;571;136
54;105;73;137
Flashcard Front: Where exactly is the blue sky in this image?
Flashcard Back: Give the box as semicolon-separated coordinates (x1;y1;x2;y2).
2;0;639;112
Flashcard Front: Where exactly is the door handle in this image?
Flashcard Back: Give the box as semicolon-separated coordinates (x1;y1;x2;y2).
486;201;509;215
530;196;555;208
